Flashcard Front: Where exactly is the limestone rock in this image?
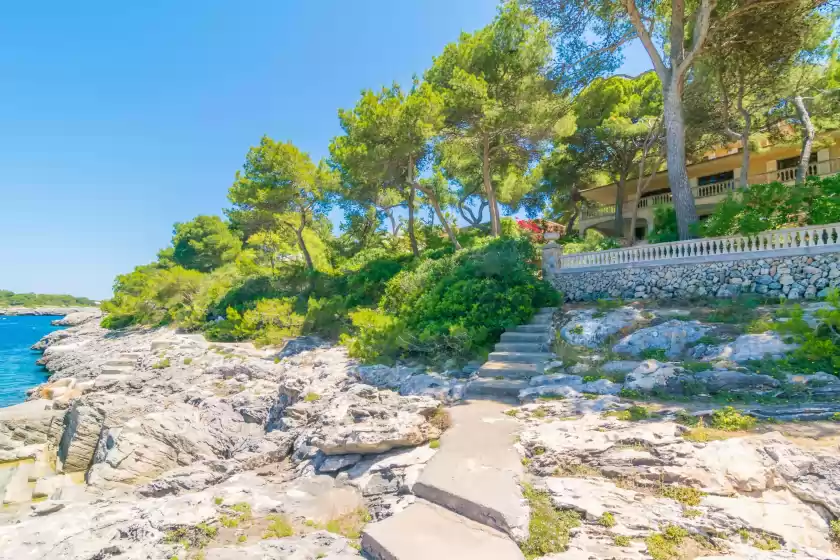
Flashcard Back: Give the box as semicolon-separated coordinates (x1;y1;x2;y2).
559;307;644;348
612;320;709;358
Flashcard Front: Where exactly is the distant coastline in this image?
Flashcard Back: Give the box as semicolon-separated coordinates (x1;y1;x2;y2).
0;306;100;317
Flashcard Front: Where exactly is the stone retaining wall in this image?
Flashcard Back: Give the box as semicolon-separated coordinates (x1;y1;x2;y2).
550;252;840;301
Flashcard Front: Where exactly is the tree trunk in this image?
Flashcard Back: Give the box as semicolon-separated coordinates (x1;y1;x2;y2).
614;175;626;239
431;197;461;250
739;113;751;187
663;84;698;239
295;228;313;271
407;185;419;256
793;95;815;184
482;135;501;236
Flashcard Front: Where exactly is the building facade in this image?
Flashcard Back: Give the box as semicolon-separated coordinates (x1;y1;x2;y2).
577;131;840;240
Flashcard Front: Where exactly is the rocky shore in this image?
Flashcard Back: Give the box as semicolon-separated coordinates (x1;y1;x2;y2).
1;305;839;559
0;306;101;326
0;313;459;559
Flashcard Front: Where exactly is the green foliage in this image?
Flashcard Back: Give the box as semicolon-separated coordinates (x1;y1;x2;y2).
152;358;170;370
598;512;616;528
701;175;840;237
341;308;406;363
169;215;242;273
0;290;95;308
646;206;679;244
559;229;620;254
228;137;335;270
645;525;689;560
639;348;668;361
604;405;650;421
830;519;840;544
709;407;757;431
262;514;293;539
303;392;321;402
520;484;581;559
208;298;304;346
613;535;632;547
659;485;705;506
367;238;557;361
429;439;440;449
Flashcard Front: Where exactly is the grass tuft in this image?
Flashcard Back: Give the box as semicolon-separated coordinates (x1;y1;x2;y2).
645;525;689;560
519;484;580;559
659;485;705;506
262;514;293;539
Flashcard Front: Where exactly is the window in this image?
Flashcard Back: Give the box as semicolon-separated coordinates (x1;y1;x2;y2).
697;170;734;186
778;153;816;170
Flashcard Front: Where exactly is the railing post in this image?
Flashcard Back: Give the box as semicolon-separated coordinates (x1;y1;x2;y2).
542;241;562;278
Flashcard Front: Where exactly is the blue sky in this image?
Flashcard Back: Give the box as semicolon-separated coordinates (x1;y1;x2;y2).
0;1;652;299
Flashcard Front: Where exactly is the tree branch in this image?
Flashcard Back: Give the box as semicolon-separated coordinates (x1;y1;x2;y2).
622;0;669;80
677;0;716;79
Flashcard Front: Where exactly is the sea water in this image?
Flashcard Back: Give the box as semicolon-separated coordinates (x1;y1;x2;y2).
0;315;61;407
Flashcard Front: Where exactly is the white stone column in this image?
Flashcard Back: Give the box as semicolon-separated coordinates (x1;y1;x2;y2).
765;160;778;183
818;148;830;176
542;242;562;278
733;167;742;186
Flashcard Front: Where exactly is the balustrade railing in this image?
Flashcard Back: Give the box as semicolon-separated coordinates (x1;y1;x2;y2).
544;223;840;272
581;178;738;221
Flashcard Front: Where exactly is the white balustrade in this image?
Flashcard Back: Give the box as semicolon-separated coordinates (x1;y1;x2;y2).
550;223;840;271
582;179;738;222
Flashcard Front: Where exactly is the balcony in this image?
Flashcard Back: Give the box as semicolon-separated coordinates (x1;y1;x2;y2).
580;178;738;222
580;159;838;227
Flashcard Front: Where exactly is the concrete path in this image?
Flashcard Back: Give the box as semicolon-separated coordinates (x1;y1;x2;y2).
361;401;528;560
362;499;524;560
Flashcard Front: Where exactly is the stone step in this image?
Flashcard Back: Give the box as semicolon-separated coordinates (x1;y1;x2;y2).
488;351;554;364
465;378;528;400
499;332;548;343
2;464;33;504
512;324;551;334
478;361;541;380
100;365;132;375
120;353;142;360
413;401;528;540
528;314;553;325
494;342;546;353
362;499;525;560
104;359;135;368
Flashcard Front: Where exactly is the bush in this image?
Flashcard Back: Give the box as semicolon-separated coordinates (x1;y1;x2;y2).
646;205;679;244
560;229;621;254
341;308;406;363
701;175;840;237
376;237;559;361
709;407;756;431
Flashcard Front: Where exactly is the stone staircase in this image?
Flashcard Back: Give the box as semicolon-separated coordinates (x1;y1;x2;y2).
361;401;527;560
466;307;557;401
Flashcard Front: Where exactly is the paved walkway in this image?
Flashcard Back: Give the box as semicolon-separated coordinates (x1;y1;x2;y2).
361;310;561;560
362;401;527;560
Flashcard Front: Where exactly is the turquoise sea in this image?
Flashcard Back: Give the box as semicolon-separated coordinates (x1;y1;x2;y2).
0;316;62;408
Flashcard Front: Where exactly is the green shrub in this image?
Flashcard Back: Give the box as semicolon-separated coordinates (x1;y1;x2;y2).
659;485;705;506
646;205;679;244
598;512;616;527
262;514;293;539
341;308;406;363
559;229;621;254
520;484;580;559
645;525;689;560
709;407;756;431
613;535;631;547
701;176;840;237
640;348;668;361
375;238;558;361
152;358;171;370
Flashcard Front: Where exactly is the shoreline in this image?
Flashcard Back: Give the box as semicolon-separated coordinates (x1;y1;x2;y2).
0;306;100;317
